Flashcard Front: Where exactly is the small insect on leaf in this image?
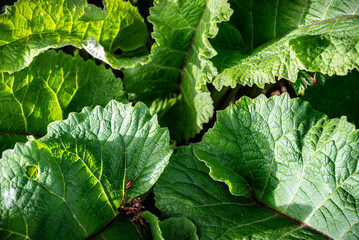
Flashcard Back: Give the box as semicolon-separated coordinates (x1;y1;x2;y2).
126;178;134;190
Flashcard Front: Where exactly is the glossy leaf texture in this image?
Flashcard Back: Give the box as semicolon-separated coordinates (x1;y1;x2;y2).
210;0;359;89
302;69;359;127
155;145;328;239
0;50;126;152
124;0;233;141
191;93;359;239
142;211;198;240
0;0;148;73
0;100;172;239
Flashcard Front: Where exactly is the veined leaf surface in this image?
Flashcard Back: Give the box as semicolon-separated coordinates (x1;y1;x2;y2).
211;0;359;89
0;100;172;239
124;0;233;141
190;93;359;239
0;50;126;152
0;0;148;73
155;146;329;239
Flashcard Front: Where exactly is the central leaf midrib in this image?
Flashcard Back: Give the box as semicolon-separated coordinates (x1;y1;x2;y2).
254;198;333;240
177;0;209;91
279;14;359;38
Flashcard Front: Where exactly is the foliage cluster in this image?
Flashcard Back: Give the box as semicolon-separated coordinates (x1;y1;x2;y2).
0;0;358;239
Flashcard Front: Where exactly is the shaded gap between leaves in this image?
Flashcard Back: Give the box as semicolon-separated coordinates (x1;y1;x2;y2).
87;0;104;9
255;199;333;240
0;130;43;137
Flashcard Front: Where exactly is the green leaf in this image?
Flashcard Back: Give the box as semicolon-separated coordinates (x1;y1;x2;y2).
142;211;198;240
292;71;329;94
155;145;328;239
191;93;359;239
0;100;172;239
302;69;359;127
226;0;359;50
91;217;149;240
0;0;148;73
211;0;359;89
0;50;127;152
124;0;232;141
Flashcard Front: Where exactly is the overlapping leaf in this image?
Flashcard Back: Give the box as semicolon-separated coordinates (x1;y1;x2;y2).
211;0;359;89
124;0;232;141
226;0;359;50
91;217;149;240
0;100;172;239
302;69;359;127
0;0;148;73
155;146;328;239
142;211;198;240
292;71;328;94
190;93;359;239
0;50;126;152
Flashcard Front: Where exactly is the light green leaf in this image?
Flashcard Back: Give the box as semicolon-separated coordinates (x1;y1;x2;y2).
142;212;163;240
124;0;232;141
211;0;359;89
0;0;148;73
0;50;127;152
302;69;359;127
0;100;172;239
142;211;198;240
191;93;359;239
155;146;328;239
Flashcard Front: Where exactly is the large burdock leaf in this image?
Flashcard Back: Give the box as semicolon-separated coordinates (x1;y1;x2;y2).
0;0;148;73
124;0;232;141
0;50;126;152
155;146;328;239
0;100;172;239
190;93;359;239
211;0;359;89
302;70;359;127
